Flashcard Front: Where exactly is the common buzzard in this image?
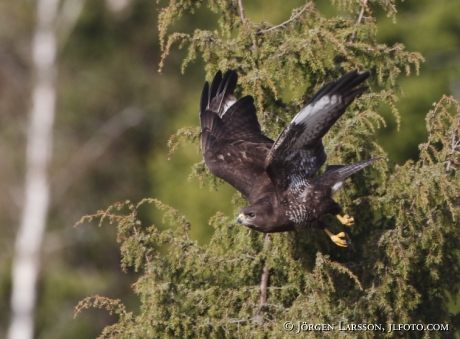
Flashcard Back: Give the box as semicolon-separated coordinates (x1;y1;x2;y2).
199;70;379;247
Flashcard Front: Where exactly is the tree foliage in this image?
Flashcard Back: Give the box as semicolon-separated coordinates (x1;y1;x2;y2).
77;0;460;338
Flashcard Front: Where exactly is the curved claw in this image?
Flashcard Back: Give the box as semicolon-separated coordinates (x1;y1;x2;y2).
336;214;355;226
324;229;350;247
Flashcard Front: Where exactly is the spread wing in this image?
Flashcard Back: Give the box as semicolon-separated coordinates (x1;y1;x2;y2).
265;70;370;193
200;70;274;203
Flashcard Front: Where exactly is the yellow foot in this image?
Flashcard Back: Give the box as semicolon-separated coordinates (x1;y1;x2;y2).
324;228;350;247
336;214;355;226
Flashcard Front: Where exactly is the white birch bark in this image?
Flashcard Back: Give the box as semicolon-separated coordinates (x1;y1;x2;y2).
8;1;59;338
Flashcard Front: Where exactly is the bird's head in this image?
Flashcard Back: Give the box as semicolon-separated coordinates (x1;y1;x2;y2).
236;202;274;231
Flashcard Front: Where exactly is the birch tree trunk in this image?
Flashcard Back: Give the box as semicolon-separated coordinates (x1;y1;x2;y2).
8;1;59;338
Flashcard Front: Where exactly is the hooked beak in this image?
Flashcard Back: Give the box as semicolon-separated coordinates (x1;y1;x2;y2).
236;213;245;224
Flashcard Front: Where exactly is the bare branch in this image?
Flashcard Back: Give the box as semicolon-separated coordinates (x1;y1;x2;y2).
237;0;245;24
254;233;270;323
350;0;368;42
56;0;86;51
258;3;310;34
52;107;144;203
386;0;397;14
356;0;368;25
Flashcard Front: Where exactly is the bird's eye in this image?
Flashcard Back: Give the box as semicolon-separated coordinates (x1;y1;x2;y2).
246;212;255;218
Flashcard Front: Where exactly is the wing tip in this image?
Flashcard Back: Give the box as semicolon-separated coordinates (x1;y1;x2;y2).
200;81;210;113
205;69;239;116
302;69;371;110
210;70;223;99
331;69;370;96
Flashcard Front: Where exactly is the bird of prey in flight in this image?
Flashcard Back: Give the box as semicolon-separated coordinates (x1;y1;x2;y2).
199;69;379;247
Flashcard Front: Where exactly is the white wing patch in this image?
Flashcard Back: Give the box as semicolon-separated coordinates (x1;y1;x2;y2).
292;95;339;125
291;95;341;148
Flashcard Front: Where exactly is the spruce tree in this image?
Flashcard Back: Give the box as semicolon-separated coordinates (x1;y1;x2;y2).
76;0;460;337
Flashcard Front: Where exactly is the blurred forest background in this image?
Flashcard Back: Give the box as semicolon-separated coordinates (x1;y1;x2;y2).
0;0;459;337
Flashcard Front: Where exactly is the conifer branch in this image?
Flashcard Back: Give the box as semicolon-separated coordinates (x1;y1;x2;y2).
133;224;151;267
446;115;460;172
74;0;460;336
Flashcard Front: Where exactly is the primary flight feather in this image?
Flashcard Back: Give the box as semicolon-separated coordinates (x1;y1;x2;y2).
199;69;379;247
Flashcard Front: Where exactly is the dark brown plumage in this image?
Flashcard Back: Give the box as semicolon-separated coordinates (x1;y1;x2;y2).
199;69;379;247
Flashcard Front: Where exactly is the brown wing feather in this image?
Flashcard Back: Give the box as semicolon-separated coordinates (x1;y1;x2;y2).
200;71;274;203
265;70;370;193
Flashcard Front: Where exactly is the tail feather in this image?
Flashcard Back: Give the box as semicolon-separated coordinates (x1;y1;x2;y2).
315;157;382;194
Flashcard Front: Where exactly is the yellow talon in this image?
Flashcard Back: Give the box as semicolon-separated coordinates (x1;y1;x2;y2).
324;228;349;247
336;214;355;226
